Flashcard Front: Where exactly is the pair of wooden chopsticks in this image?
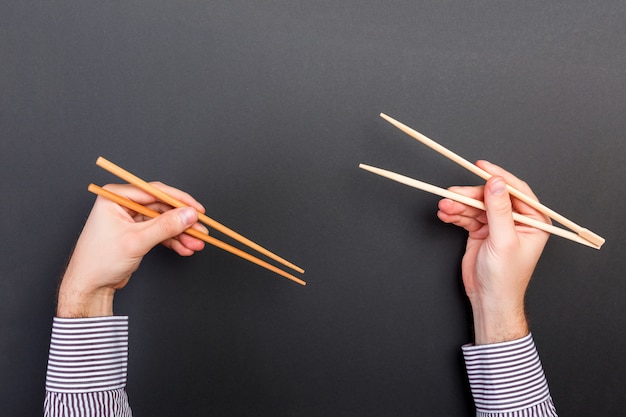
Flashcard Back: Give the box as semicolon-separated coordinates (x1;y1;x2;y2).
360;113;604;249
89;157;306;285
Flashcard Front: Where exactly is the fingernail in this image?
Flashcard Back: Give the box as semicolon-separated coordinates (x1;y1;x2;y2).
490;178;506;195
179;207;197;226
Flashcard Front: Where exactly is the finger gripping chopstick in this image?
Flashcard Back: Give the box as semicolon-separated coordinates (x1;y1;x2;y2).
359;164;600;250
96;156;304;274
88;184;306;286
379;113;605;248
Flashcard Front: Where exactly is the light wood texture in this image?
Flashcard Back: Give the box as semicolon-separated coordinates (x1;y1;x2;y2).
96;156;304;273
379;113;605;248
88;184;306;286
359;164;600;249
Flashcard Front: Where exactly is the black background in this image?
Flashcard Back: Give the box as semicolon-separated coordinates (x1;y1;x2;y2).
2;1;625;416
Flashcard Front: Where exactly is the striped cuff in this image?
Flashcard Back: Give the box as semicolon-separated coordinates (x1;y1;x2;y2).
462;333;553;414
45;316;129;393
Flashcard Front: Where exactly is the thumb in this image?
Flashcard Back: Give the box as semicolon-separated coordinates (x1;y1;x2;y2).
484;176;517;246
137;207;198;253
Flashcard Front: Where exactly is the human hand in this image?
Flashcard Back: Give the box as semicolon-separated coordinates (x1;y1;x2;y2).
437;161;550;344
57;182;208;318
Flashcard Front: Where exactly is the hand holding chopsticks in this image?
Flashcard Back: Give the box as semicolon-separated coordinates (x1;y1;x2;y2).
361;113;604;249
359;164;599;249
90;157;306;286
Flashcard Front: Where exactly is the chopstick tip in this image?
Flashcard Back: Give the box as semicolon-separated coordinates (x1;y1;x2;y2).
578;229;605;248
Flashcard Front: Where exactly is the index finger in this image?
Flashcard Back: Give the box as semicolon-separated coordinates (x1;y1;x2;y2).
103;182;206;214
476;160;537;200
149;181;206;214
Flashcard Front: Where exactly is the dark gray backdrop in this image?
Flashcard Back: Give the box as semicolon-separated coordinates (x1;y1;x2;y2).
2;1;625;416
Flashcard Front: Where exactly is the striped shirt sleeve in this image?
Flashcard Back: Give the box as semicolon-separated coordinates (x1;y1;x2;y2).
462;333;557;416
43;316;132;417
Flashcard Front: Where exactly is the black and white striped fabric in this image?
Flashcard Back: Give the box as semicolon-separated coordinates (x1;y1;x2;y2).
44;318;556;416
463;333;558;416
44;316;132;416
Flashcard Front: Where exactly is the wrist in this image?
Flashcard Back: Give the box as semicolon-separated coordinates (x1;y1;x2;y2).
56;278;116;318
471;299;529;345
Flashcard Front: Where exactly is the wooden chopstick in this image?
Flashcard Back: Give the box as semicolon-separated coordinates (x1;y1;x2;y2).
88;184;306;286
379;113;605;248
96;156;305;274
359;164;601;249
